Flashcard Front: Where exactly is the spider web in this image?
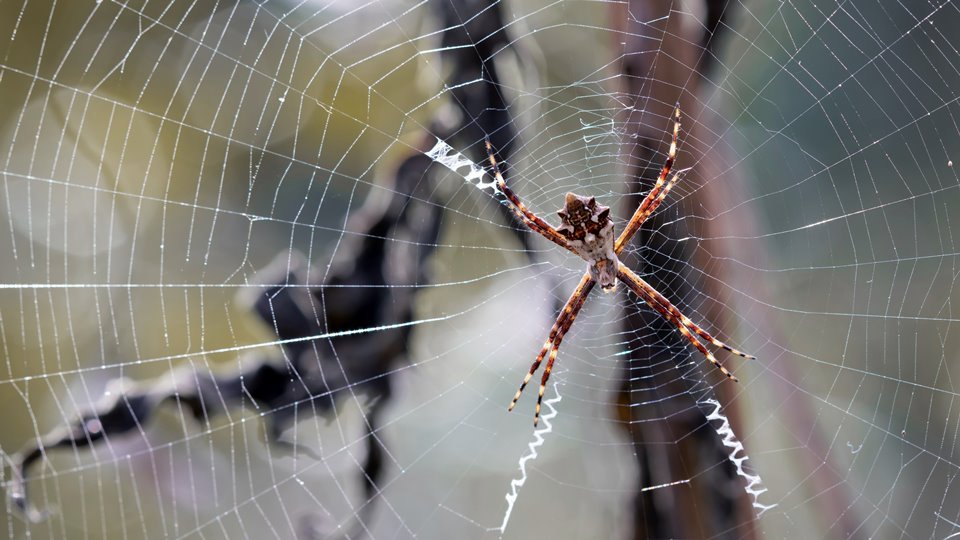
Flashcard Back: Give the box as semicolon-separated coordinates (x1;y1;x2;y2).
0;0;958;538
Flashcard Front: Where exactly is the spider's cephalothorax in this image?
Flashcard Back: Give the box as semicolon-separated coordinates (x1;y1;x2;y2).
557;193;618;291
485;106;756;426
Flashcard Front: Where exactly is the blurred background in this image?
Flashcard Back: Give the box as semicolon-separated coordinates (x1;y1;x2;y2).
1;0;959;538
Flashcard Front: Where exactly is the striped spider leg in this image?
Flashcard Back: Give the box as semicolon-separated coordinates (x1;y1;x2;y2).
615;264;755;381
487;106;754;426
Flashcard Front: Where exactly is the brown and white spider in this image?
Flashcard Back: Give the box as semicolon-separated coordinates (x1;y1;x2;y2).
486;106;755;426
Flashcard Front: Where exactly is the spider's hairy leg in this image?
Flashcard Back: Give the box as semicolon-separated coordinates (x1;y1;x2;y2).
532;288;588;426
616;106;682;251
615;172;681;253
623;266;756;361
508;273;595;423
617;264;740;381
507;274;594;411
508;339;552;412
535;347;560;426
674;313;756;360
484;138;573;253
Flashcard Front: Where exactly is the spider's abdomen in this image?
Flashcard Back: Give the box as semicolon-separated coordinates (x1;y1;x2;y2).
557;192;618;290
590;257;619;291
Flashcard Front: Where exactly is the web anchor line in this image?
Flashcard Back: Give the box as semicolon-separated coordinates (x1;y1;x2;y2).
701;398;777;516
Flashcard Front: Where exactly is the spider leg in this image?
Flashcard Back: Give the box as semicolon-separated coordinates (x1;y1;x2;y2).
533;278;595;426
616;173;681;252
508;273;596;420
532;290;586;425
669;310;755;360
534;345;561;426
507;338;553;412
485;138;574;254
619;265;755;360
617;264;739;381
616;106;682;252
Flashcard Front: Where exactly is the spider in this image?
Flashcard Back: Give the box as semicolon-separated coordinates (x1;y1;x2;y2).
486;106;755;426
